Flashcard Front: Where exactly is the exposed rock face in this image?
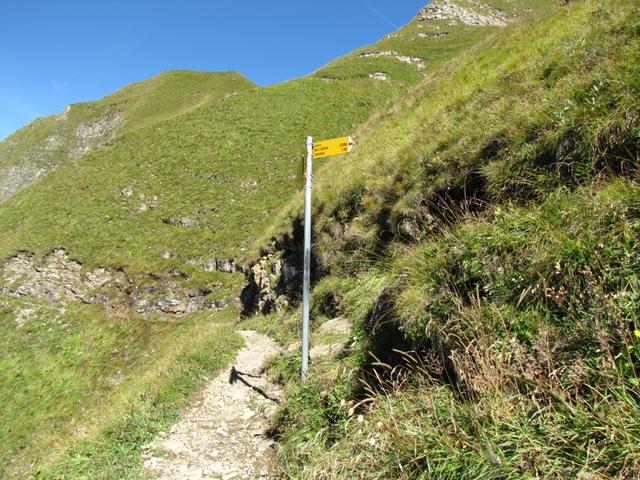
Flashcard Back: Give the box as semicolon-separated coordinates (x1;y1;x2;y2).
369;72;390;81
418;31;450;38
0;163;49;203
0;108;124;203
240;253;300;315
0;249;115;304
0;249;232;326
317;317;351;336
186;256;243;274
72;113;124;158
126;284;230;316
359;51;427;70
118;187;159;212
216;258;237;273
310;342;347;361
56;105;71;121
418;0;508;26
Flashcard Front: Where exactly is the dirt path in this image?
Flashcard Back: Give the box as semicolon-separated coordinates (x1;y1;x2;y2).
142;331;283;480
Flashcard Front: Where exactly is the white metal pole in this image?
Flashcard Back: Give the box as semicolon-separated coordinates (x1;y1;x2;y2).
302;136;313;380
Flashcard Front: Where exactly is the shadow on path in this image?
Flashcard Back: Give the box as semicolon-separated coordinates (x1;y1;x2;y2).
229;366;282;405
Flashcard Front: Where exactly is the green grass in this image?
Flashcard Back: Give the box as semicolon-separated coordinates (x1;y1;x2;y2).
0;53;397;480
0;1;598;478
0;77;397;277
0;72;256;201
0;25;434;473
0;300;243;478
315;0;558;83
0;5;433;475
263;1;640;478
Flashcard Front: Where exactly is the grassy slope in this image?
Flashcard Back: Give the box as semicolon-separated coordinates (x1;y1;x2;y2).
0;2;527;477
0;78;396;275
0;306;243;479
0;1;581;477
255;1;640;478
0;71;257;478
315;0;556;83
0;71;255;201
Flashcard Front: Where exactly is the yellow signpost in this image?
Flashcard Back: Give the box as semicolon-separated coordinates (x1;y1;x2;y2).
312;136;355;159
301;134;354;380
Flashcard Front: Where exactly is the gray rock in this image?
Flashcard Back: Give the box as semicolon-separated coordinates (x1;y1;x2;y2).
215;258;236;273
359;50;426;70
369;72;389;81
317;317;352;336
163;217;199;228
417;0;508;26
310;342;347;361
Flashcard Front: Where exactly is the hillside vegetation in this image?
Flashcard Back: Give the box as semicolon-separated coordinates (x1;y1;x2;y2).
1;0;634;478
0;1;557;477
0;71;256;202
244;1;640;478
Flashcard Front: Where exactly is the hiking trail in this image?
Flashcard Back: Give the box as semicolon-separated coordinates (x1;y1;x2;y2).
142;330;283;480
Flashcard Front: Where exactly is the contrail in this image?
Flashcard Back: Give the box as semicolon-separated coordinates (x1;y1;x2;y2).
358;0;399;29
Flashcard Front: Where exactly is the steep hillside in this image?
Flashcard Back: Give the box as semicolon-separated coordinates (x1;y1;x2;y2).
239;0;640;478
0;0;572;478
315;0;555;83
0;71;256;202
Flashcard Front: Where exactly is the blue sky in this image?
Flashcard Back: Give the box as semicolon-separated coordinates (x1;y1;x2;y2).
0;0;428;140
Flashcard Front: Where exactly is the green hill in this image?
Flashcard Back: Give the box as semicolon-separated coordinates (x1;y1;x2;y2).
1;1;553;476
247;1;640;478
3;0;636;478
0;71;256;203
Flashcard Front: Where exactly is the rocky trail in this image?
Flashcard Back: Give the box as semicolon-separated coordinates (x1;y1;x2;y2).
142;331;283;480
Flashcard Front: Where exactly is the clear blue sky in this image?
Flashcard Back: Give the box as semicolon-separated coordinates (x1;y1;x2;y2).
0;0;428;140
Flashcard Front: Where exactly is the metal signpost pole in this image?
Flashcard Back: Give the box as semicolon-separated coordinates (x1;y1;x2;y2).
300;135;353;380
301;136;313;380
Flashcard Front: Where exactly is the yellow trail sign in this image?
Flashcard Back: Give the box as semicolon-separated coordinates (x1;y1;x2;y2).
312;136;355;159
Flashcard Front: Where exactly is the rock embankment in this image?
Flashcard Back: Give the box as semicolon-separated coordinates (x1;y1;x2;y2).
0;249;232;325
240;253;300;315
0;249;114;304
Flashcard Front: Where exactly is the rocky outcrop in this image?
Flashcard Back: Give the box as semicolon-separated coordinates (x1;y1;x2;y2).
0;108;124;204
418;31;450;38
359;51;426;70
0;248;232;326
418;0;508;26
124;282;231;316
369;72;390;81
240;217;332;315
317;317;352;336
240;253;299;315
71;113;124;158
215;258;239;273
119;187;159;213
0;163;50;203
0;249;116;304
185;256;243;274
